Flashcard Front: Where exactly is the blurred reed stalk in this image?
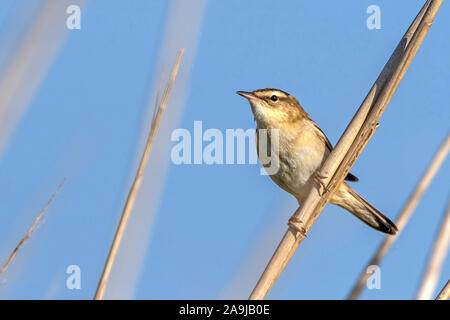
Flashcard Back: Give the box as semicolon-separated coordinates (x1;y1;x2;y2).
249;0;442;300
348;134;449;299
0;178;66;278
94;49;184;300
436;280;450;300
0;0;86;159
104;0;206;299
416;198;450;300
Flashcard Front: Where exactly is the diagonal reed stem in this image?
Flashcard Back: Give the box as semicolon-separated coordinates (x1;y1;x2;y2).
94;49;184;300
348;134;449;299
249;0;443;300
416;198;450;300
0;178;66;278
436;279;450;300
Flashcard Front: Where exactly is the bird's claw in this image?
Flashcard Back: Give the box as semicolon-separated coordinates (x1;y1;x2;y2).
288;216;307;238
314;171;329;195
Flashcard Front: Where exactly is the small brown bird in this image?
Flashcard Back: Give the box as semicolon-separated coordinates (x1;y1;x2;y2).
237;88;398;234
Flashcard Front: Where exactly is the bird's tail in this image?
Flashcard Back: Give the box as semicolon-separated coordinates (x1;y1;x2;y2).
331;184;398;235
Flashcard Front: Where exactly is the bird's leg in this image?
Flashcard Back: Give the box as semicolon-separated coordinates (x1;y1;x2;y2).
314;171;329;195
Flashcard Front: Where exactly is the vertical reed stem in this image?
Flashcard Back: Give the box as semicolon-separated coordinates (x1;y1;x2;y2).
94;49;184;300
416;199;450;300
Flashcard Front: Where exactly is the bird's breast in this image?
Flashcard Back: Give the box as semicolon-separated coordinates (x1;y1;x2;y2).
258;125;328;200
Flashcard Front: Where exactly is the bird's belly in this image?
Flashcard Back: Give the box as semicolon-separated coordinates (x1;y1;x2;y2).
269;146;326;200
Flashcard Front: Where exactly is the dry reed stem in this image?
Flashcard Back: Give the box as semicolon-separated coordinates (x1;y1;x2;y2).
0;178;66;278
348;134;449;299
94;49;184;300
417;198;450;299
436;280;450;300
249;0;443;300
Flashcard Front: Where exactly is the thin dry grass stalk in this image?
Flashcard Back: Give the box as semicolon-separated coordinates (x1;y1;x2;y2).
249;0;443;300
0;178;66;278
416;198;450;300
94;49;184;300
435;279;450;300
348;134;449;299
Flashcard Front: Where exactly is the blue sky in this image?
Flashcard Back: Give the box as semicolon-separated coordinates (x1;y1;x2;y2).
0;0;448;299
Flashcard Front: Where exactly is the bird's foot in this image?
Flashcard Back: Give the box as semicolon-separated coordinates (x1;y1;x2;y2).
314;171;329;195
288;216;307;238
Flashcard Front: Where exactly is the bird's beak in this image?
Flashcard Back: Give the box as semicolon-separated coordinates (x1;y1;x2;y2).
236;91;259;101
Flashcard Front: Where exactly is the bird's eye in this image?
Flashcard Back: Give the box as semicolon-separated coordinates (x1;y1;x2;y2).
270;95;278;102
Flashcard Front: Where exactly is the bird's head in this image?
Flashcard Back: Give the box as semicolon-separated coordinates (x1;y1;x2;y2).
237;88;308;128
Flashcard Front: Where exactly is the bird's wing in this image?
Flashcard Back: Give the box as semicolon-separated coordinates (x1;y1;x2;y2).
312;121;359;183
